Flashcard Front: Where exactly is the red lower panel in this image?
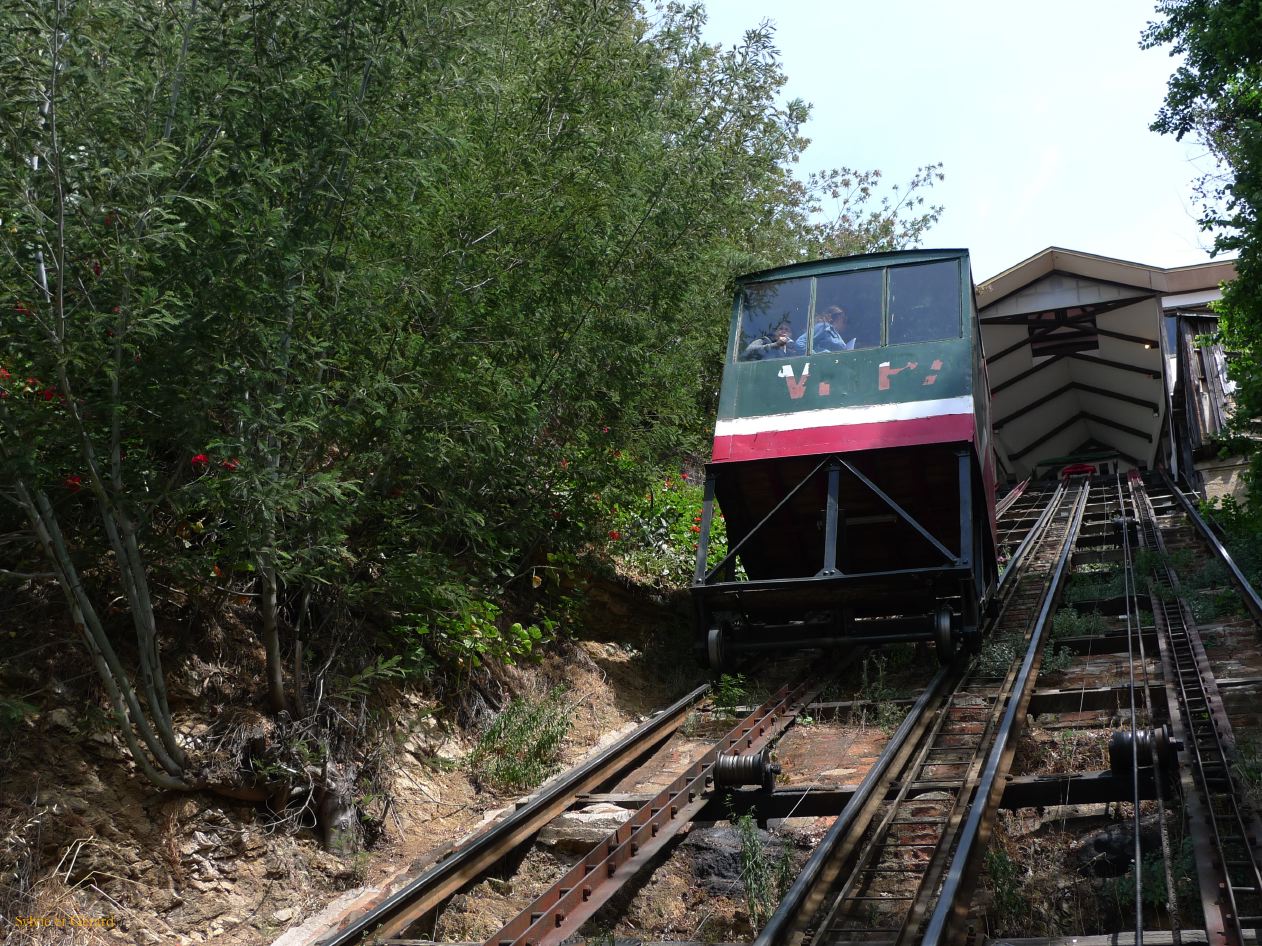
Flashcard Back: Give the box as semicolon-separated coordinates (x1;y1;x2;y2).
712;413;976;464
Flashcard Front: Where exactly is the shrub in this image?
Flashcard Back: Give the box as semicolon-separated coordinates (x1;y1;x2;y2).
1053;608;1110;638
468;688;571;794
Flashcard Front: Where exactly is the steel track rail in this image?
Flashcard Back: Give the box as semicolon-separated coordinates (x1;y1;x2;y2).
1156;468;1262;627
1131;476;1262;946
314;684;710;946
483;678;824;946
754;480;1080;946
916;478;1090;946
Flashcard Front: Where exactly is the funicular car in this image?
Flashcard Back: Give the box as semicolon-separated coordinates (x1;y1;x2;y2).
691;249;999;668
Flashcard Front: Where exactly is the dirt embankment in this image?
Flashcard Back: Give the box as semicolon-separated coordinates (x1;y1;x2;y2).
0;576;699;946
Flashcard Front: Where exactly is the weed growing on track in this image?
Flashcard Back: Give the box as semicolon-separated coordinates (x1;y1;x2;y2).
850;651;905;733
1039;642;1074;676
733;812;794;929
1053;607;1111;638
1233;738;1262;809
985;847;1025;932
976;632;1021;678
1065;570;1128;604
469;687;571;793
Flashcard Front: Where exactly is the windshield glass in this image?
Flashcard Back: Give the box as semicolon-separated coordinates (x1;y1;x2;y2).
808;269;883;352
738;277;810;361
887;259;961;345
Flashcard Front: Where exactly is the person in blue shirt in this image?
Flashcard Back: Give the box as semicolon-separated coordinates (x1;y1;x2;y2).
798;305;855;353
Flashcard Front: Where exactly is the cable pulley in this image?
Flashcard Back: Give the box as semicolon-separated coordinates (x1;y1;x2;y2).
714;748;780;792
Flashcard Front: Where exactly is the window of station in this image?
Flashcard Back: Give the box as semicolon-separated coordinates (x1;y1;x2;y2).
887;260;961;345
737;277;810;361
809;269;882;352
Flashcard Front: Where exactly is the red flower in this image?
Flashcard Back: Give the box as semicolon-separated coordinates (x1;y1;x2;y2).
0;367;8;381
92;260;102;276
191;453;210;470
560;458;569;469
64;475;82;493
42;387;57;401
13;303;28;315
602;426;609;433
608;530;621;540
681;472;689;481
220;458;240;472
690;524;701;533
693;515;702;522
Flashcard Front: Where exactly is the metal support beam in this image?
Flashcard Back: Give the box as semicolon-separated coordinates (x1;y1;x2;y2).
820;461;842;577
957;449;972;568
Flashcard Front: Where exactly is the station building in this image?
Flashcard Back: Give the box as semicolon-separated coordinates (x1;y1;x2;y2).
977;247;1240;500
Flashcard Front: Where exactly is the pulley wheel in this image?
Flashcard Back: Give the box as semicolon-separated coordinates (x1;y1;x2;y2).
1109;723;1180;782
933;606;955;665
714;747;781;792
707;626;728;672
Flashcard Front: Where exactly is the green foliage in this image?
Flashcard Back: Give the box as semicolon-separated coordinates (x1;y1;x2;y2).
851;651;905;733
335;656;404;702
1064;570;1127;604
611;470;729;587
0;0;949;793
733;812;793;930
1109;838;1195;914
1190;589;1242;622
1201;495;1262;589
713;673;758;715
1053;607;1110;638
985;847;1025;933
468;687;571;794
976;632;1021;678
1232;737;1262;809
1145;3;1262;431
1039;643;1073;677
0;697;36;731
398;600;549;674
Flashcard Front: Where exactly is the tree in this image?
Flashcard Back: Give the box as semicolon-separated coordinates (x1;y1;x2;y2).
0;0;946;846
1144;1;1262;429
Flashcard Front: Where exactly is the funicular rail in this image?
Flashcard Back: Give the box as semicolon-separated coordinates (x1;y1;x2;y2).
314;685;713;946
754;479;1089;946
1131;474;1262;946
308;471;1262;946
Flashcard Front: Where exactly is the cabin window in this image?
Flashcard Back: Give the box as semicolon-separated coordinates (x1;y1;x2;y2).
809;269;882;351
887;260;961;345
737;277;810;361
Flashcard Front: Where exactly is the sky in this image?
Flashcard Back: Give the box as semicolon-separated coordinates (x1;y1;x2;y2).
700;0;1222;283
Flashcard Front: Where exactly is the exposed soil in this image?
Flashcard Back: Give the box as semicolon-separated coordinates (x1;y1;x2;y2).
0;575;704;946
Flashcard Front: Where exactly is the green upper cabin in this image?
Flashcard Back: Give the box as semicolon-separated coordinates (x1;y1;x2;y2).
712;249;989;464
718;249;982;421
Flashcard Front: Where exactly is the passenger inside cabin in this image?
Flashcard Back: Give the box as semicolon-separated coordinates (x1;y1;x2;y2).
742;318;801;360
800;305;856;353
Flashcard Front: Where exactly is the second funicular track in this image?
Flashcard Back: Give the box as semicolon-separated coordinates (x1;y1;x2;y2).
308;473;1262;946
756;477;1091;946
